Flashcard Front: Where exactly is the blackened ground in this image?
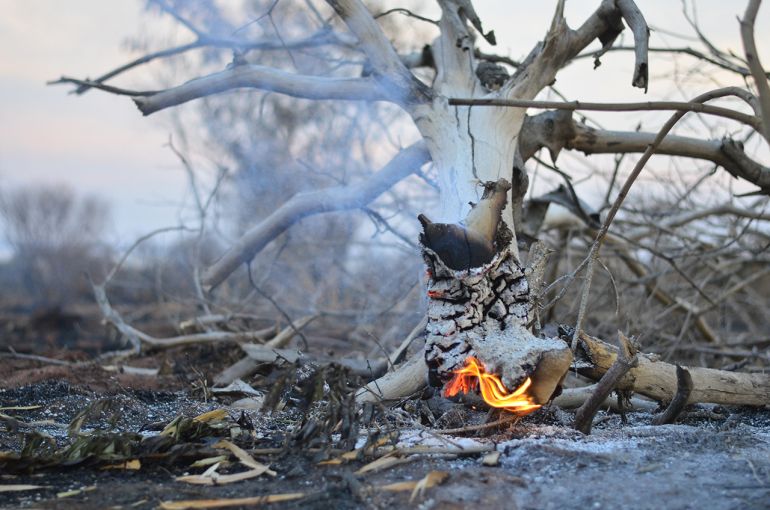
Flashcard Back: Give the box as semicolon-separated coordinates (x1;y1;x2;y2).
1;376;769;510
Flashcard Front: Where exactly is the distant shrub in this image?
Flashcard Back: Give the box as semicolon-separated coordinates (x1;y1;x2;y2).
0;184;113;305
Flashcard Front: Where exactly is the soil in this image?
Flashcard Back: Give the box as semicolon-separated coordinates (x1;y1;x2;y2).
1;360;768;510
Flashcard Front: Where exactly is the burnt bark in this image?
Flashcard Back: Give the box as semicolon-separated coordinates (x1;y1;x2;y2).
422;179;572;405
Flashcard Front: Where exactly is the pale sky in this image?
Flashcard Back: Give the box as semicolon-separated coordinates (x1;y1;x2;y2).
0;1;768;249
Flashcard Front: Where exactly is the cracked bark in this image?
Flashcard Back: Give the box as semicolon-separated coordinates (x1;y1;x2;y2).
422;179;572;405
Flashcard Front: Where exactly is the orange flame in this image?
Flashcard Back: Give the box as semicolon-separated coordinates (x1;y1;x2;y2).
443;357;541;415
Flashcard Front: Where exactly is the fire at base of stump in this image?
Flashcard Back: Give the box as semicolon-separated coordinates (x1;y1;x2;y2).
420;179;572;408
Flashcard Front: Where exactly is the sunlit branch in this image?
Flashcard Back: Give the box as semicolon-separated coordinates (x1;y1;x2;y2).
567;126;770;193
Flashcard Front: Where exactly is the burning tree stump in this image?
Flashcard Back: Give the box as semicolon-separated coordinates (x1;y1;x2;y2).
421;179;572;408
357;180;769;411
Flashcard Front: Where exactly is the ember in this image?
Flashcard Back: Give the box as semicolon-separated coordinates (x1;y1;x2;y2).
444;357;541;415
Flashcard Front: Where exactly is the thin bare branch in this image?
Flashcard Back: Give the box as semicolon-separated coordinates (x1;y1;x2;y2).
61;29;355;96
448;97;760;130
652;365;693;425
574;332;638;434
571;87;756;348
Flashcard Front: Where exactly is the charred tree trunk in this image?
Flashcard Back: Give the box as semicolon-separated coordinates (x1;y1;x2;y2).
421;179;572;405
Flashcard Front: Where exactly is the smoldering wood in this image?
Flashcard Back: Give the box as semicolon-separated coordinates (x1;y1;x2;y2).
574;331;770;406
55;0;770;426
418;179;511;271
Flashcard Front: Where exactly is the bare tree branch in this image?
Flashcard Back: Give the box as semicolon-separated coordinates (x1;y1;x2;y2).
568;125;770;193
432;0;481;95
616;0;649;91
133;65;388;115
449;97;760;130
651;365;693;425
503;0;640;100
326;0;429;104
517;109;770;193
573;332;638;434
571;87;757;348
59;29;356;96
740;0;770;143
574;46;765;78
202;142;430;291
575;330;770;406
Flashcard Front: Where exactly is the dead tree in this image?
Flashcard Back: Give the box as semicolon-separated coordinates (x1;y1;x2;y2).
55;1;770;408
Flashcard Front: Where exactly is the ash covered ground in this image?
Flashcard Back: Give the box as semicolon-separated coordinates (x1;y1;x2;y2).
1;372;768;510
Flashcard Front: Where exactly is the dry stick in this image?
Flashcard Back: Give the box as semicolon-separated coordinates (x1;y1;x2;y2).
239;343;387;378
652;365;693;425
573;332;638;434
574;45;760;78
0;350;72;366
212;316;316;386
613;248;718;343
388;316;427;366
355;355;427;404
59;30;350;96
553;385;658;412
569;87;754;350
447;97;759;131
740;0;770;144
436;413;521;435
93;283;275;350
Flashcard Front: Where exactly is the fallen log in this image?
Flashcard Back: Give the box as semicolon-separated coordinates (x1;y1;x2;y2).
356;356;427;404
574;331;770;406
357;328;770;409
